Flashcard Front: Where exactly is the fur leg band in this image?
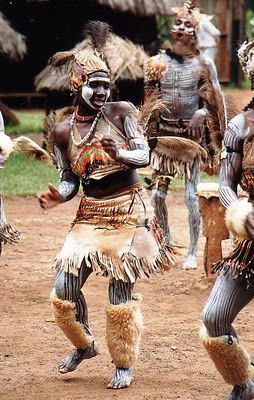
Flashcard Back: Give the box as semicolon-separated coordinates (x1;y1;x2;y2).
51;292;93;349
106;293;144;368
200;324;251;385
225;199;253;239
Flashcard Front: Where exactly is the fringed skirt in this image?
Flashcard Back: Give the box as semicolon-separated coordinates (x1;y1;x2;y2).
150;137;208;178
213;239;254;287
52;184;174;282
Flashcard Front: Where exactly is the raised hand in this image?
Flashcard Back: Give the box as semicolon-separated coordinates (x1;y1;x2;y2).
38;183;62;210
188;110;205;143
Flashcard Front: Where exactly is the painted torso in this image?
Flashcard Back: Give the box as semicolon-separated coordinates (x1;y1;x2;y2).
158;52;202;119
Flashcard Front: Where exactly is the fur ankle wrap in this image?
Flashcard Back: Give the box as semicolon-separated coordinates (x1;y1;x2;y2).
51;291;93;349
200;325;251;385
225;199;253;239
106;293;144;368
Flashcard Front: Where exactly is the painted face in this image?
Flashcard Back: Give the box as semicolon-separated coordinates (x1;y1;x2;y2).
238;40;254;79
81;72;110;109
171;16;196;45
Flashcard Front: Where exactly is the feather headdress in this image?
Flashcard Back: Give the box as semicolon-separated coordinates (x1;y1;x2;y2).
171;0;201;29
49;21;111;92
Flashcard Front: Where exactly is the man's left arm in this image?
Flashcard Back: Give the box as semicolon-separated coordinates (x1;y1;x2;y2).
116;106;150;167
101;104;150;168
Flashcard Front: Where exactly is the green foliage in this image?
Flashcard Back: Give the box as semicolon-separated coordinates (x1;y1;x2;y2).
5;111;44;136
156;15;174;46
246;8;254;39
246;9;254;39
0;153;59;196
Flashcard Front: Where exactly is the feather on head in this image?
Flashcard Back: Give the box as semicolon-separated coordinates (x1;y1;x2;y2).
171;0;201;29
49;21;111;93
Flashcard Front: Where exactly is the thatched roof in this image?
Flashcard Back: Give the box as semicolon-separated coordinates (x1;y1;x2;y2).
24;0;185;16
34;33;148;92
95;0;185;16
0;12;27;61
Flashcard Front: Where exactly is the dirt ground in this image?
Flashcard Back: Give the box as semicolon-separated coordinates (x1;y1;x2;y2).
1;191;254;400
1;90;254;400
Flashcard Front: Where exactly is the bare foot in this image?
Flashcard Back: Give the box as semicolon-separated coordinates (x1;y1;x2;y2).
107;368;133;389
58;341;98;374
182;254;198;270
228;379;254;400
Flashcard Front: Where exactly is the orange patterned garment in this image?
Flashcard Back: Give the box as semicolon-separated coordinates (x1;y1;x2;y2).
71;142;111;178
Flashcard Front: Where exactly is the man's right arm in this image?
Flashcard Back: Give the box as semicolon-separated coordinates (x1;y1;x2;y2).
53;121;80;203
54;144;80;202
38;123;80;209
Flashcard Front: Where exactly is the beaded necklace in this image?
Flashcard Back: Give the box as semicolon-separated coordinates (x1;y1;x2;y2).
70;106;104;148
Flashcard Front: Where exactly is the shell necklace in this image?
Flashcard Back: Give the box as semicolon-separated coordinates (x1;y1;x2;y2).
70;106;104;148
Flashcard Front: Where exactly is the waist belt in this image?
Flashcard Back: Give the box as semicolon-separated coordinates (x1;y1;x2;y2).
160;117;190;126
159;117;190;137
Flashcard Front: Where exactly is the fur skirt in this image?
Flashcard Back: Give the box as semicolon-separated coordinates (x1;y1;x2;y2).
52;184;174;282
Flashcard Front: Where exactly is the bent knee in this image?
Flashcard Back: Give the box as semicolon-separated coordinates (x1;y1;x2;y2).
202;307;224;336
54;281;67;300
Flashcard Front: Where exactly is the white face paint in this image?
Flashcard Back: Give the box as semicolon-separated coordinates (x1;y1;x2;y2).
81;76;111;109
81;85;95;109
171;16;196;45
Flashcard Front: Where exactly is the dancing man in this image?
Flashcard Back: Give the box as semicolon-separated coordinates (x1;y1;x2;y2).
144;0;225;269
200;39;254;400
38;21;173;390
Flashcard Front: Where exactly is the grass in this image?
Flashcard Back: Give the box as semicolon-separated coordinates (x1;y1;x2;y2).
1;153;218;197
0;153;59;196
139;170;218;190
2;110;218;196
2;110;58;196
5;111;44;136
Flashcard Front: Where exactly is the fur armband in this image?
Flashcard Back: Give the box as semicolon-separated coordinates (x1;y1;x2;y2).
225;199;253;239
144;57;167;81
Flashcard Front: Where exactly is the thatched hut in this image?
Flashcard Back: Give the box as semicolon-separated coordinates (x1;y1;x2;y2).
35;33;148;90
0;12;27;61
94;0;183;16
0;12;27;124
0;0;247;109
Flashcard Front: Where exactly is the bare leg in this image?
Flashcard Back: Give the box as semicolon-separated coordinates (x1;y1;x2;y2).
150;175;172;245
54;263;99;374
202;271;254;399
107;279;135;389
182;160;200;269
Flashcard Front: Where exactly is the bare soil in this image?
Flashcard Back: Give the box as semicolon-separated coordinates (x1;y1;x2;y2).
1;191;254;400
1;90;254;400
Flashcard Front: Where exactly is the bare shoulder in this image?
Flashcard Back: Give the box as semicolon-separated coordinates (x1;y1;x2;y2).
224;113;247;150
105;101;136;117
